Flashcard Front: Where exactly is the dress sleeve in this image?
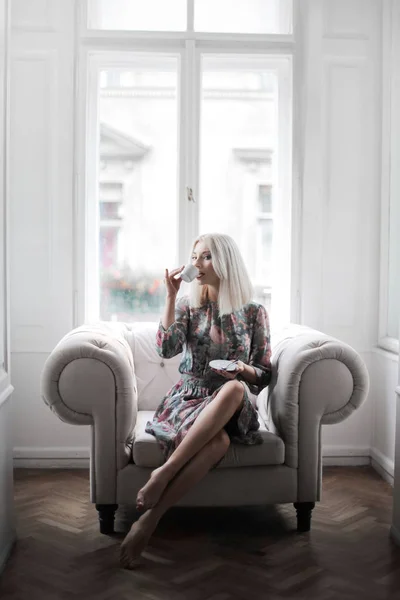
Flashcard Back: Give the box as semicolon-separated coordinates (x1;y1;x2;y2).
156;296;189;359
248;304;272;394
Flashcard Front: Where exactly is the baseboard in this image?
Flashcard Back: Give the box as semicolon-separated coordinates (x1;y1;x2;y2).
390;525;400;547
0;535;16;575
322;445;370;466
14;445;373;469
13;447;90;469
370;447;394;486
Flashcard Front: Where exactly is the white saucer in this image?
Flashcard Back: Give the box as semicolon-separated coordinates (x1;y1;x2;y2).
209;359;238;372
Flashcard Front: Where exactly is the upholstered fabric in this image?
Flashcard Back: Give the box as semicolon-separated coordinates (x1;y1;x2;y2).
123;322;181;411
40;324;135;504
41;321;370;506
117;463;298;506
133;410;285;468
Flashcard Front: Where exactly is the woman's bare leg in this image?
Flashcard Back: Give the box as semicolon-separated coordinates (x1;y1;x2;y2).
121;430;230;569
136;380;244;510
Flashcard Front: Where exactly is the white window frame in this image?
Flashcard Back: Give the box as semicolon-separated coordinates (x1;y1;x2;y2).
74;0;298;327
256;183;273;285
75;48;187;323
379;0;400;354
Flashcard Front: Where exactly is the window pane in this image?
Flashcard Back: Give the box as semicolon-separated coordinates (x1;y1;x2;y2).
258;184;272;213
98;57;179;322
199;55;280;314
195;0;292;34
258;219;273;283
89;0;187;31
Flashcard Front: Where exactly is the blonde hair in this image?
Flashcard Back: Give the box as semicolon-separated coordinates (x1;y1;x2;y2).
188;233;253;315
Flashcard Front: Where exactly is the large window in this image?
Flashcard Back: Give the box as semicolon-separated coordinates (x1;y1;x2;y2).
81;1;293;325
97;58;179;322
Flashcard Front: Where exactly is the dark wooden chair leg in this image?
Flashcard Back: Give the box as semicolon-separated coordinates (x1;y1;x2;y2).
294;502;315;532
96;504;118;535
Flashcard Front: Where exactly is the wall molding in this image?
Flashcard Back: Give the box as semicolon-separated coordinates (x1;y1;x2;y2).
323;0;373;40
322;445;370;467
371;447;394;486
370;345;399;361
11;0;55;33
10;50;58;354
13;446;90;468
14;445;394;486
370;446;395;477
13;444;376;469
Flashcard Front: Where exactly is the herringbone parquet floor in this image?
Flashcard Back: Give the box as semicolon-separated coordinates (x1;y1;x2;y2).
1;467;400;600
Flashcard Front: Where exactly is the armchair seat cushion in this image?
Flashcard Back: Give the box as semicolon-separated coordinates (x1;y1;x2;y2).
132;410;285;468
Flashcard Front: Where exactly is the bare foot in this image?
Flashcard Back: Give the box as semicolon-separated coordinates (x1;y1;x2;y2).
120;519;154;569
136;466;171;511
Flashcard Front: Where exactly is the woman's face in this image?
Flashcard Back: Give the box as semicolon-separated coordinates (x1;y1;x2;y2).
191;241;220;288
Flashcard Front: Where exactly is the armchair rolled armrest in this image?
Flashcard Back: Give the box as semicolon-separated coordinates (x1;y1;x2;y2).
257;325;369;501
41;322;137;503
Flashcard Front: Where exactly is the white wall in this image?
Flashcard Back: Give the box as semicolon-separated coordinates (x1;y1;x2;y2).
369;350;398;483
299;0;381;463
10;0;91;463
0;0;15;572
9;0;391;470
369;0;400;487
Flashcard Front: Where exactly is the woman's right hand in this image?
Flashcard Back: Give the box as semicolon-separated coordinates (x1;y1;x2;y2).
164;266;185;298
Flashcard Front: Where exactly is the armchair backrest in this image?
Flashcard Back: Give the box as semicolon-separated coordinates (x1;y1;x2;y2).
124;322;181;410
123;321;286;412
122;321;294;412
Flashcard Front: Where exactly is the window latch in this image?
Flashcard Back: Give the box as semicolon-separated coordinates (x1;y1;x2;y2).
186;186;195;203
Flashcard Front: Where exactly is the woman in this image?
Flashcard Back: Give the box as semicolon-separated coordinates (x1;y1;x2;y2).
120;233;271;569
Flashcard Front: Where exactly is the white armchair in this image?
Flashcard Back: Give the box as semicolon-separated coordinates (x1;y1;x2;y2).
41;322;369;534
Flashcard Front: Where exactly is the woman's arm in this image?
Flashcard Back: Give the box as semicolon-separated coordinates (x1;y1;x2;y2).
213;305;271;388
156;266;189;359
214;361;258;384
246;304;272;392
157;297;190;359
162;294;178;330
161;266;184;329
218;305;271;391
235;361;258;385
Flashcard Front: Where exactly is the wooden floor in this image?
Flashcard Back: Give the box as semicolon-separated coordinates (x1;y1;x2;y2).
1;467;400;600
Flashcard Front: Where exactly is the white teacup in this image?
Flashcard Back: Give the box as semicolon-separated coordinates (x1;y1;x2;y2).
174;264;199;283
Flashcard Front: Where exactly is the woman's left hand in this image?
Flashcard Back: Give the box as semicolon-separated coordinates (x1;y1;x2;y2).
212;360;245;380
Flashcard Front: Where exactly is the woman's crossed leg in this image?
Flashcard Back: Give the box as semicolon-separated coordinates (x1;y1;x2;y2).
120;428;230;569
136;379;244;512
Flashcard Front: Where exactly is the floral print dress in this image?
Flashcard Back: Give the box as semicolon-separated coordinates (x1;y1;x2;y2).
145;296;272;459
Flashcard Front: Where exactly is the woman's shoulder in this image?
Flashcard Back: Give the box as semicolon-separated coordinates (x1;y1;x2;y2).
242;300;267;314
240;301;269;325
